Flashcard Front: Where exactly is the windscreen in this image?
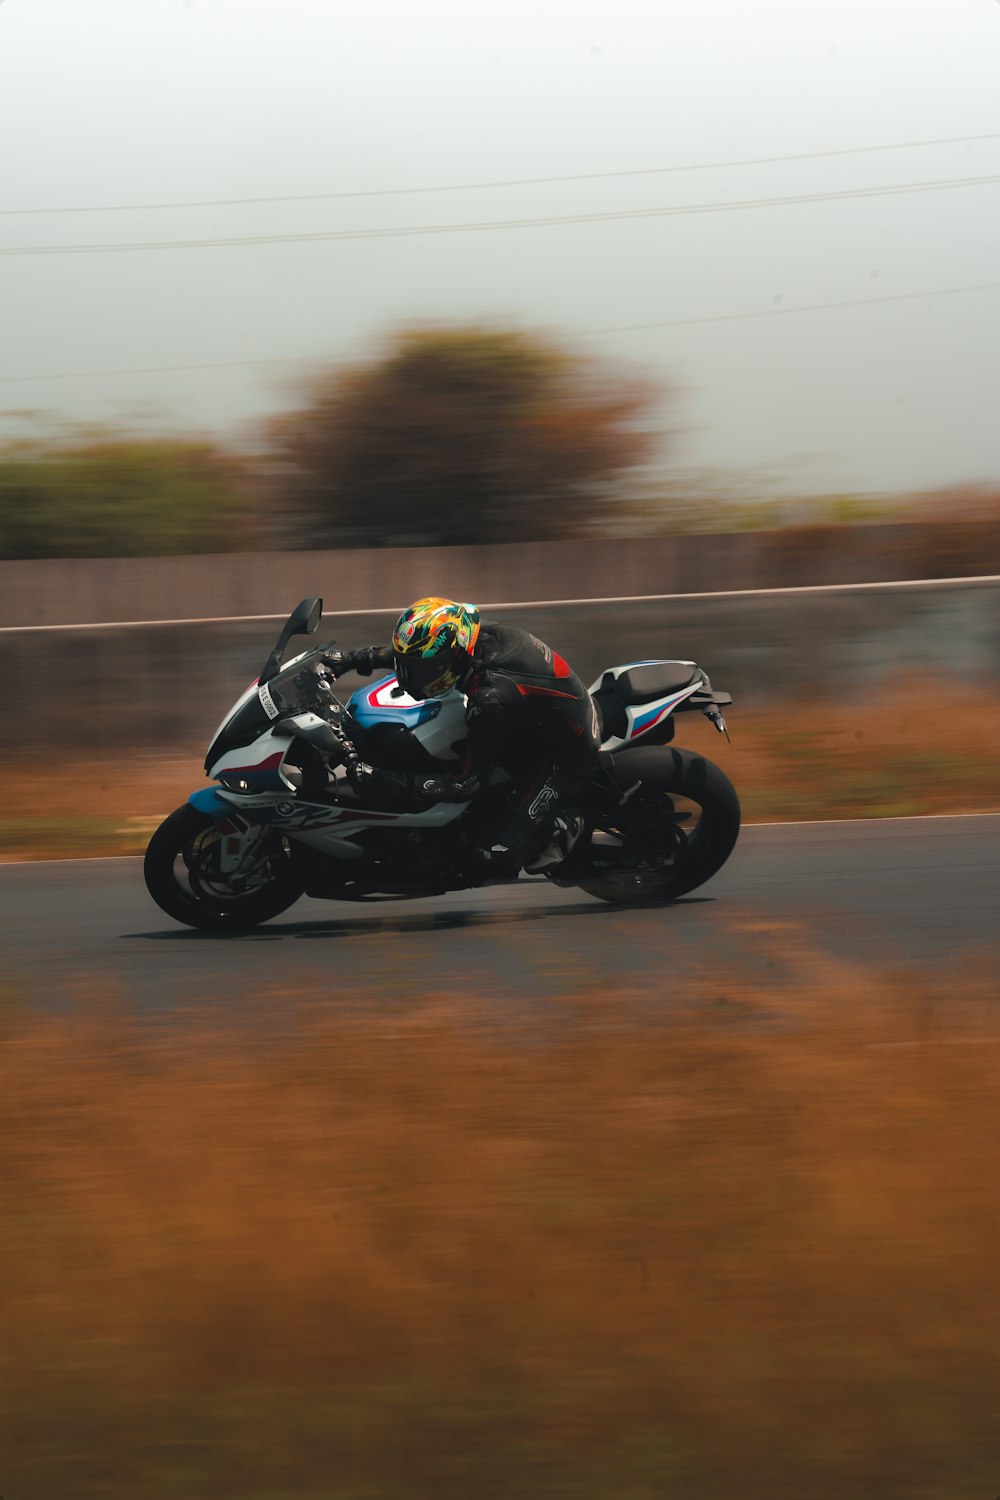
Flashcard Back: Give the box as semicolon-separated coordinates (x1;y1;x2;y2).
205;648;329;772
259;647;329;719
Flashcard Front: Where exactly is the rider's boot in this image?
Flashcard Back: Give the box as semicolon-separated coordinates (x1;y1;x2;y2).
523;811;585;873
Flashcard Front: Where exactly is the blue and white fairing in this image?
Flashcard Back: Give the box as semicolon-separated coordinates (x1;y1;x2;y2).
198;672;474;865
589;659;704;752
348;675;468;762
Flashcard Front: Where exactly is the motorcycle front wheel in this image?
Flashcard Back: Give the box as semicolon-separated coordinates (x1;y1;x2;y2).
144;804;305;932
574;746;740;906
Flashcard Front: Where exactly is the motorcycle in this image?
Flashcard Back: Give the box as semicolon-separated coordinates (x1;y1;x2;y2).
144;598;740;931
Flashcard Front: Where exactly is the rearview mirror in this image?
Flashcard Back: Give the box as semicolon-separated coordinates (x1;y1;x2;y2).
288;596;323;638
259;597;324;683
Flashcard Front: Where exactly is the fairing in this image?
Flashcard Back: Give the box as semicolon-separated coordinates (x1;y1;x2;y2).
348;675;467;761
589;660;703;752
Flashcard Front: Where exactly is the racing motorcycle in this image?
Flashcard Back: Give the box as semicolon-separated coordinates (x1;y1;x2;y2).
144;598;740;931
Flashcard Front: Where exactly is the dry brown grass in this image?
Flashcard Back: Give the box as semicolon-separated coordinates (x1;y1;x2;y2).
2;683;998;859
732;680;1000;821
3;957;1000;1498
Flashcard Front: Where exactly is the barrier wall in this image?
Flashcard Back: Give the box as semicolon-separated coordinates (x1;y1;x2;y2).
7;578;999;757
0;524;956;628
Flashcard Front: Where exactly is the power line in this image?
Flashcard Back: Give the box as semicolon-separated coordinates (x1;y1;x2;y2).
2;173;999;258
3;280;998;385
3;131;999;217
585;280;1000;335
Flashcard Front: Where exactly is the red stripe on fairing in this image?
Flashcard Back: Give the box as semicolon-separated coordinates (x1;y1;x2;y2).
628;702;676;739
552;652;572;678
368;678;399;705
224;751;285;775
516;683;578;700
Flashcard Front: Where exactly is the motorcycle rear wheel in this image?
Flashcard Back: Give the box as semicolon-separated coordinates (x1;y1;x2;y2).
574;746;740;905
144;804;305;932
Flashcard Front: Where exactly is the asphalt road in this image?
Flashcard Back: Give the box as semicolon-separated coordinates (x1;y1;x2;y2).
1;816;997;1017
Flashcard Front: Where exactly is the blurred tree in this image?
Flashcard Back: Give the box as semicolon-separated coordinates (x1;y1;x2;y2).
263;326;661;546
0;431;254;558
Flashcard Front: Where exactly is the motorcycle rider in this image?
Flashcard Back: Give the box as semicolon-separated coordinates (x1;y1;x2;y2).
324;596;600;878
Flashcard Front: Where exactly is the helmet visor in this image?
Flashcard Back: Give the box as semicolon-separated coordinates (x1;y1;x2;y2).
396;650;462;700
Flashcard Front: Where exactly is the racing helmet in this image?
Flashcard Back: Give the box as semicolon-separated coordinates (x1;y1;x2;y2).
392;596;481;699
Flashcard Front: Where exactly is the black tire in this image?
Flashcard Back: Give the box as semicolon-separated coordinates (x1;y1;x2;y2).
574;746;740;906
144;804;305;932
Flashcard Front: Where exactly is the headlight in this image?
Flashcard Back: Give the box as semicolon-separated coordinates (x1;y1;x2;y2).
218;775;265;794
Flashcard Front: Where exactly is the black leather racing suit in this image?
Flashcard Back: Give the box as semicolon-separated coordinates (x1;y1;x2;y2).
338;622;601;865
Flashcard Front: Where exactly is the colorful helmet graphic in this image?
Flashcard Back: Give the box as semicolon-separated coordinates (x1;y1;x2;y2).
391;596;481;699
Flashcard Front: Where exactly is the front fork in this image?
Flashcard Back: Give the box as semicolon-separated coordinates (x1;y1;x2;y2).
189;787;270;879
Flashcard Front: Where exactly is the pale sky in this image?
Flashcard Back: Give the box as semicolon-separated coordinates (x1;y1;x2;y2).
1;0;999;498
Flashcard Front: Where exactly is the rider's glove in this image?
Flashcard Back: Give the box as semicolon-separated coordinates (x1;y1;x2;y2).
417;773;480;804
352;647;379;676
323;646;385;677
321;649;348;676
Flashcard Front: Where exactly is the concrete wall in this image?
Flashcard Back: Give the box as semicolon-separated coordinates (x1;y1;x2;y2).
0;525;955;628
7;578;999;757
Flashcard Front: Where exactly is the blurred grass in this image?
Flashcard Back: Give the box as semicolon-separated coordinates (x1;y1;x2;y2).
3;958;1000;1497
1;685;998;859
0;816;145;858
